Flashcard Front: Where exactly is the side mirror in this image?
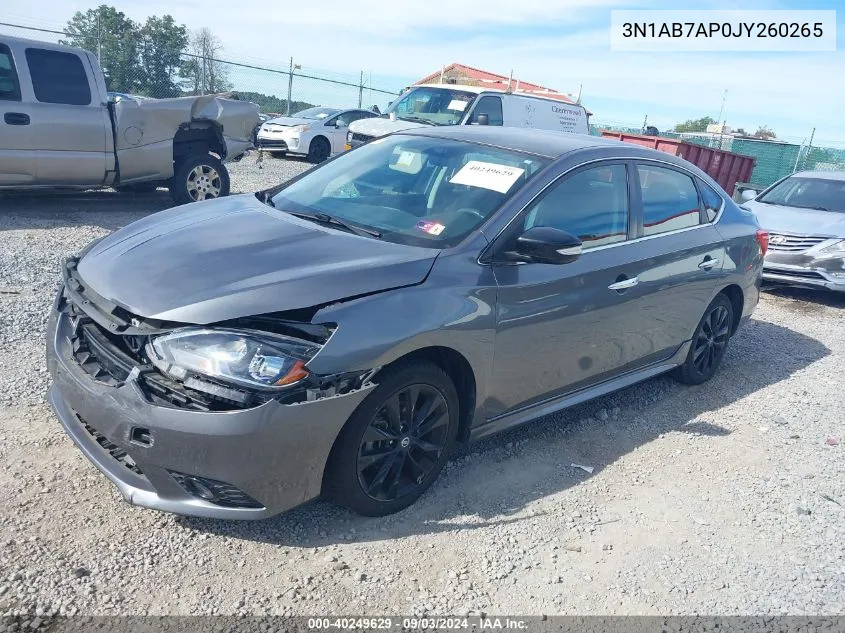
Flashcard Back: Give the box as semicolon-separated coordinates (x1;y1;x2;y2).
510;226;583;265
476;113;489;126
740;189;757;202
334;120;348;128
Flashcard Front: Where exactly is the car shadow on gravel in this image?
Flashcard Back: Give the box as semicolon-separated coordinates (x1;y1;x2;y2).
762;284;845;310
0;190;173;231
178;317;829;546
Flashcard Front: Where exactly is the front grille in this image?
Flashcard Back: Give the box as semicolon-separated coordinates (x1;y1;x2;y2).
169;471;264;509
72;322;134;387
767;233;828;253
65;300;262;412
765;267;826;280
350;132;373;144
72;410;145;477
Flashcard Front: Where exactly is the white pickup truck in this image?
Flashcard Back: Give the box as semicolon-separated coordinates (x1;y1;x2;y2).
0;35;259;204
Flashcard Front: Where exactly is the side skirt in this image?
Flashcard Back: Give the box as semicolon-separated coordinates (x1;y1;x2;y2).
468;340;692;443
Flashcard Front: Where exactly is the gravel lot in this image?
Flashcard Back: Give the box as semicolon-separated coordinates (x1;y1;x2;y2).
1;153;843;618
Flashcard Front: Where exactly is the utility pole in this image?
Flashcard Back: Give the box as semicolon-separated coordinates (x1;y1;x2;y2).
286;57;300;115
716;89;727;127
96;10;102;61
642;114;648;132
358;71;364;108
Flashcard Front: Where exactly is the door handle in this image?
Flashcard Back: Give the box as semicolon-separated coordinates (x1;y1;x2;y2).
608;277;639;291
698;258;720;270
4;112;30;126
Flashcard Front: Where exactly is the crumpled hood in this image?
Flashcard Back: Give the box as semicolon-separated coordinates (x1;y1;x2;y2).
76;194;439;324
744;200;845;237
348;117;429;138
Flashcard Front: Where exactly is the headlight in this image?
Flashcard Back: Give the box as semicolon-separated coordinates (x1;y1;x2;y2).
347;131;354;142
147;329;318;389
292;124;310;133
820;239;845;254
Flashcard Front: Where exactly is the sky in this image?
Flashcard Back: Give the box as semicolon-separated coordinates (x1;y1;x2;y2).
2;0;843;144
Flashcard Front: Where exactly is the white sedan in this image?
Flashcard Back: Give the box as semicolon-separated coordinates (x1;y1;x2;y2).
256;107;379;163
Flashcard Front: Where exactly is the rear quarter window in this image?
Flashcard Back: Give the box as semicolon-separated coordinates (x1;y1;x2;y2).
25;48;92;106
698;179;724;222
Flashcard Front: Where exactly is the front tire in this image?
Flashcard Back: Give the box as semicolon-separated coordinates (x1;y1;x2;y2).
325;361;459;516
675;294;734;385
170;154;230;205
306;136;331;164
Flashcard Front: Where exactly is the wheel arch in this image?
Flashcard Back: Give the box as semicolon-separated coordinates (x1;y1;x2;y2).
717;283;744;335
173;121;226;165
372;346;477;445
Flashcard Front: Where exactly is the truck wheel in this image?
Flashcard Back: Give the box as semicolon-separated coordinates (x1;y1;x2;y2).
170;154;230;205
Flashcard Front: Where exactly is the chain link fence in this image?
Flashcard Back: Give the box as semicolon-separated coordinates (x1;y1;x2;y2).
0;21;401;115
591;121;845;189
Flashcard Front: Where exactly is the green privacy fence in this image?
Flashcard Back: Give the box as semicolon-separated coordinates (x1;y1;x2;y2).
591;123;845;188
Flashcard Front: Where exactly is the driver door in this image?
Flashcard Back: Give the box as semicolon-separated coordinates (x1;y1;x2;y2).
487;161;662;417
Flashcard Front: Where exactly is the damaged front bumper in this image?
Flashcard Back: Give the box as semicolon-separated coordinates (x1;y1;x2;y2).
763;251;845;292
45;289;374;520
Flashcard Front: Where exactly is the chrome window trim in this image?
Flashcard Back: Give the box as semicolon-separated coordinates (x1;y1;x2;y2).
480;155;726;264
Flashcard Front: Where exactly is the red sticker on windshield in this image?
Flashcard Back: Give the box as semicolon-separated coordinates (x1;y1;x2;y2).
416;220;446;236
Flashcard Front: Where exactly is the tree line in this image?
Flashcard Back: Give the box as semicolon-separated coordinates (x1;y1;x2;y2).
673;116;777;140
60;5;232;97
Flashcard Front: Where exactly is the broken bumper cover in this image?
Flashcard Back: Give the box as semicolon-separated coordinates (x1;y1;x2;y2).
46;307;373;520
763;252;845;292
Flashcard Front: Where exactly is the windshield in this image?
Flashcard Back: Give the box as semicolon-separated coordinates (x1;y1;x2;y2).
292;107;341;120
386;87;477;126
270;135;549;248
758;176;845;213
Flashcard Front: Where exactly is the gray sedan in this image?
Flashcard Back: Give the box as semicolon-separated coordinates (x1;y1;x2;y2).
741;170;845;292
46;127;765;519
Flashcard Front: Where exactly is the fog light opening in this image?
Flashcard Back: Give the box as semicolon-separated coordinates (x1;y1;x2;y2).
168;471;265;509
184;476;215;501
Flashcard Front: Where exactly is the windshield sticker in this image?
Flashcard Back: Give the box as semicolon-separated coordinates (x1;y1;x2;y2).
396;150;416;167
416;220;446;236
449;161;526;194
447;99;469;112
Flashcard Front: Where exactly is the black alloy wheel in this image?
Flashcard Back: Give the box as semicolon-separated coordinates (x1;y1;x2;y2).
357;384;450;501
676;293;734;385
325;361;459;516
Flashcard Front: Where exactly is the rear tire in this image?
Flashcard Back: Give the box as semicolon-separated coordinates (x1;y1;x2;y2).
307;136;331;164
675;293;734;385
170;154;230;206
325;361;459;516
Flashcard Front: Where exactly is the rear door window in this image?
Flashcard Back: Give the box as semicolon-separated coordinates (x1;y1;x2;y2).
637;164;702;236
25;48;92;106
0;44;21;101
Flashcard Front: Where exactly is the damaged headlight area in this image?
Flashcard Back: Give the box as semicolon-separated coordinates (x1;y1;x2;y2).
147;328;319;391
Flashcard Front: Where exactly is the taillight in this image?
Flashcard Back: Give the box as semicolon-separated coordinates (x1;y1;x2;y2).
756;230;769;256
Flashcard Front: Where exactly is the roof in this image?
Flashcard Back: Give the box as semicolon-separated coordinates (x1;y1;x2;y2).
413;83;587;110
415;63;579;105
398;125;647;159
794;170;845;181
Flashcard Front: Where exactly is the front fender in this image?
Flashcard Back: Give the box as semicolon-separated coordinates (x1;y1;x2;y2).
308;249;497;422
